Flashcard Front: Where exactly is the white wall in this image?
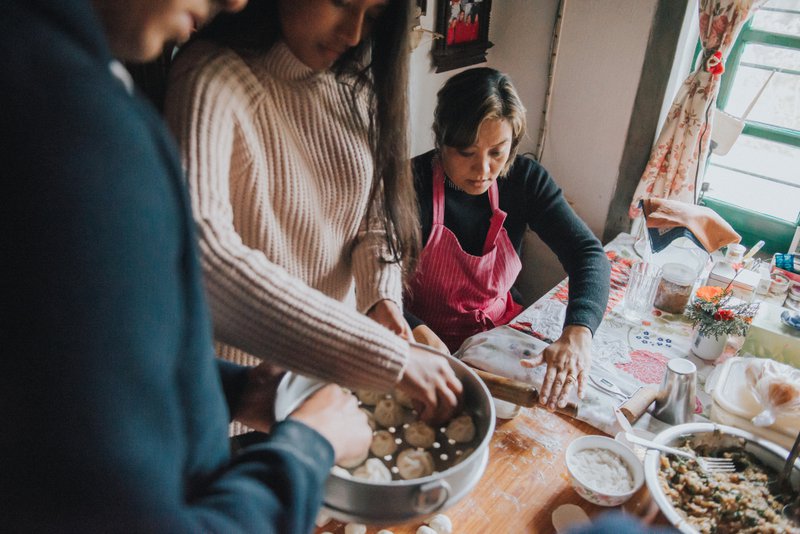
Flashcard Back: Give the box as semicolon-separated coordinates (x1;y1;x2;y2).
537;1;657;234
408;1;558;157
486;0;559;159
408;1;664;303
520;0;658;301
408;8;468;155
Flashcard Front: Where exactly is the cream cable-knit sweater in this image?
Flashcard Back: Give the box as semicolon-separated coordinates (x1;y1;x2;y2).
165;40;408;391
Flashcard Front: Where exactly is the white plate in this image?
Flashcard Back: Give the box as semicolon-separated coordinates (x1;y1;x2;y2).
781;310;800;331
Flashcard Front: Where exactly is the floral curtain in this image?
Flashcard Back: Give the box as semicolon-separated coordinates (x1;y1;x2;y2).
628;0;767;219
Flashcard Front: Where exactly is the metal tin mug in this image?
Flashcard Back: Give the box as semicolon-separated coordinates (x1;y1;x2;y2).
652;358;697;425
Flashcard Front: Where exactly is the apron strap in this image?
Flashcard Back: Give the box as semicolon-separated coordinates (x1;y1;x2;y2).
487;179;499;210
432;159;446;225
482;181;507;255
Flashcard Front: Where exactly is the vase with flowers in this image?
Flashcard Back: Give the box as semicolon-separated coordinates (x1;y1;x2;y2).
684;286;759;360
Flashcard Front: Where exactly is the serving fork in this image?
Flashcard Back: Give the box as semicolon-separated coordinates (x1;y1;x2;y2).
623;432;736;473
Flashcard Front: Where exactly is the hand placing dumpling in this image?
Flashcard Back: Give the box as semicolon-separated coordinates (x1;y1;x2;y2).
289;384;371;468
397;344;463;426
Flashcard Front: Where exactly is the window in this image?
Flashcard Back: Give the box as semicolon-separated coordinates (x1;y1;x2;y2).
701;0;800;254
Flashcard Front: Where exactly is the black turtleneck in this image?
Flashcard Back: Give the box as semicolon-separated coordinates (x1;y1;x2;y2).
408;149;610;335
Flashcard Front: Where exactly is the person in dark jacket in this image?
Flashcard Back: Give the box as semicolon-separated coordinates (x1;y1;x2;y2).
405;67;611;411
1;0;371;532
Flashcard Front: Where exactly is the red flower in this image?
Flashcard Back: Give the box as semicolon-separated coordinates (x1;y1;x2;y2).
705;51;725;76
716;309;735;321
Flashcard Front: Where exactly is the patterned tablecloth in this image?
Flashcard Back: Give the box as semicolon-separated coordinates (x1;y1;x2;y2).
458;233;748;436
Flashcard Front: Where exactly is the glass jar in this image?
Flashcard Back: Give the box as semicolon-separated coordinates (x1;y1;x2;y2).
725;243;746;267
785;284;800;312
770;272;791;297
654;262;696;314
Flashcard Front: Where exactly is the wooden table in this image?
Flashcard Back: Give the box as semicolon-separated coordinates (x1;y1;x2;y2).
315;233;676;534
314;406;635;534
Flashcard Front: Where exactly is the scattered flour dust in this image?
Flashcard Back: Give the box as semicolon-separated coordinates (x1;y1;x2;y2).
568;448;633;494
491;489;522;512
532;433;562;454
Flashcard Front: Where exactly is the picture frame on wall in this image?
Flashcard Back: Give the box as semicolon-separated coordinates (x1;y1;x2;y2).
432;0;493;73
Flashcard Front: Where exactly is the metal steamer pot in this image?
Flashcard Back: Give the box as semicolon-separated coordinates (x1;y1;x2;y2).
643;422;800;534
273;354;496;525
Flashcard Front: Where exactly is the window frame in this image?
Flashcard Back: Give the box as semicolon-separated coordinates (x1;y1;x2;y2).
700;10;800;254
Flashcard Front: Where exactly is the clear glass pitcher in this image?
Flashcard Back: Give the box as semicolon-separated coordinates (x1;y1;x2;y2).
651;237;710;279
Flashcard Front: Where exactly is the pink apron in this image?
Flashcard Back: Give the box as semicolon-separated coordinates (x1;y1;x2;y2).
407;161;523;352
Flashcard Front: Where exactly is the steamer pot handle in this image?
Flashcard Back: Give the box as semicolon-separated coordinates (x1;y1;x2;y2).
412;480;451;514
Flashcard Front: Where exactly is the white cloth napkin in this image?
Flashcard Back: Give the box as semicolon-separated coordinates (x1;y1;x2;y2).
456;325;639;435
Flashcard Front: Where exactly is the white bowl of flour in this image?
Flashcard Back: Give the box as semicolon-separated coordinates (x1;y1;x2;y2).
565;435;644;506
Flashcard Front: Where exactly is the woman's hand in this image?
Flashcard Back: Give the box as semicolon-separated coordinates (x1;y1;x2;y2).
397;344;463;425
289;384;372;467
411;324;450;355
519;325;592;410
367;299;413;340
231;361;286;432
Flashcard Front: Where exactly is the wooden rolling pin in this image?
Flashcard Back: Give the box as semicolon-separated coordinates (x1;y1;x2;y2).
470;367;578;418
470;367;539;407
618;385;659;424
470;366;658;422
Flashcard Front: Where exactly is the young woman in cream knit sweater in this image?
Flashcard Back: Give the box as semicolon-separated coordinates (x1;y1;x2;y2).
165;0;461;423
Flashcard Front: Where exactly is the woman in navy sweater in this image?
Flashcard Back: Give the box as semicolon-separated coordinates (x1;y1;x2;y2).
2;1;370;531
406;68;610;411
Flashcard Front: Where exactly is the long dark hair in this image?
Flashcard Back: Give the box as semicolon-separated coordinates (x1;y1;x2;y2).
193;0;420;279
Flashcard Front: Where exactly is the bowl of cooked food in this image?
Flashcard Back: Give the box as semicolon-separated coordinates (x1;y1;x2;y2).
644;422;800;533
565;435;645;507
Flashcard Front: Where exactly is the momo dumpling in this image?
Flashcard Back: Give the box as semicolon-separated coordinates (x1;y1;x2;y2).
374;398;404;428
425;513;453;534
353;458;392;483
356;389;385;406
392;388;414;408
396;449;434;480
330;465;352;479
404;421;436;449
344;524;367;534
370;430;398;457
445;414;476;443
